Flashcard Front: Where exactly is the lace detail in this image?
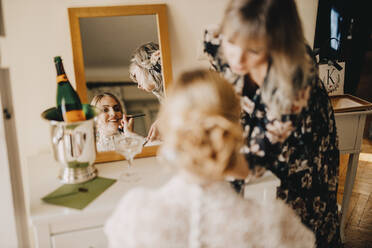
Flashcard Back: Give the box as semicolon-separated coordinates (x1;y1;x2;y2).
104;175;315;247
96;134;115;152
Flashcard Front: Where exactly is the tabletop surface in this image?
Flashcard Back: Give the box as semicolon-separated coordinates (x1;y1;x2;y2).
28;152;174;224
28;151;280;227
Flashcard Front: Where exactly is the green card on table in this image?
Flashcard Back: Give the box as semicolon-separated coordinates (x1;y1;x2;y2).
42;177;116;210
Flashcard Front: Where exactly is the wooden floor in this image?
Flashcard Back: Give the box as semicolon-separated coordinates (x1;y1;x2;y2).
338;139;372;247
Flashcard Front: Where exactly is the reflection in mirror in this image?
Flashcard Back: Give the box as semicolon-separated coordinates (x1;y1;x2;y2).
80;15;161;151
69;5;172;163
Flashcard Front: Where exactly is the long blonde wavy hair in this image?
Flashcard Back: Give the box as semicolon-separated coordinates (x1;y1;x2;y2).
220;0;313;117
159;69;247;181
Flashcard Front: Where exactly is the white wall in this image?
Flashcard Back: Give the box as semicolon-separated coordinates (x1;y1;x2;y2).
295;0;319;48
0;0;318;244
0;0;230;166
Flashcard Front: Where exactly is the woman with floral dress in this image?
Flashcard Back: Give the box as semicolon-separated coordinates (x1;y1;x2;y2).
203;0;341;247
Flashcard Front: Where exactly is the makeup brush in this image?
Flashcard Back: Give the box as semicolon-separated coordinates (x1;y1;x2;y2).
126;113;145;118
118;114;146;133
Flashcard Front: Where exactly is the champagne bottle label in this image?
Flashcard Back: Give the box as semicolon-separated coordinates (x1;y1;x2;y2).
57;74;68;83
63;109;86;123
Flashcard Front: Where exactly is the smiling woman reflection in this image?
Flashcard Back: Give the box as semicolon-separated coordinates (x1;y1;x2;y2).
129;42;163;142
91;92;133;152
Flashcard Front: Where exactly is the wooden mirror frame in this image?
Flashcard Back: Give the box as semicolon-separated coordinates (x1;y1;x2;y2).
68;4;173;163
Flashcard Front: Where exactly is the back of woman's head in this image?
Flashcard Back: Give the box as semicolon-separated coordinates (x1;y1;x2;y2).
159;69;244;180
221;0;312;117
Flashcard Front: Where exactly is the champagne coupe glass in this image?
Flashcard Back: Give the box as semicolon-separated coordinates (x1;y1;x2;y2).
113;131;145;183
113;131;145;168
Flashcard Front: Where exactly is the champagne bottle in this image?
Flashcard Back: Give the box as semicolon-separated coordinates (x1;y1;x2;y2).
54;56;86;122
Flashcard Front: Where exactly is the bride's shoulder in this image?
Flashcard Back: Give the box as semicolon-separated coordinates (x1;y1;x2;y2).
111;187;151;216
116;176;187;212
238;198;297;222
243;198;315;247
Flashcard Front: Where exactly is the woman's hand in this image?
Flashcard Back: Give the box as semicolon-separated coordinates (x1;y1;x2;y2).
146;119;160;142
120;114;134;133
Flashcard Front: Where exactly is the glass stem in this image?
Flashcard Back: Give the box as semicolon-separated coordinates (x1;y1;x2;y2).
127;157;133;167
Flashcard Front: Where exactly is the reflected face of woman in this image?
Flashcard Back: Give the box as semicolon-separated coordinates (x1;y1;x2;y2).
131;65;156;92
96;96;123;136
221;37;268;76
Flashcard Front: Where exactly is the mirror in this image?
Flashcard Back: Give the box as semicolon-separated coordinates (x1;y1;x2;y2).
68;4;172;163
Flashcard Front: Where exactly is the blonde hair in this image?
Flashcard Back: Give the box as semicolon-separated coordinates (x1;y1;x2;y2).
159;70;245;180
129;42;164;100
221;0;312;117
90;92;124;114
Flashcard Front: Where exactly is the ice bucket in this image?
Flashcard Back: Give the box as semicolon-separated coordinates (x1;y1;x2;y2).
41;104;99;184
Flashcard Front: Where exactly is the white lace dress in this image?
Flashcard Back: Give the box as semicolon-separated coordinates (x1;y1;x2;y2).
104;174;315;248
96;134;115;152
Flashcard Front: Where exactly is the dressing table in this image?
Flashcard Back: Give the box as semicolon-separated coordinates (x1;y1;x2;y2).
28;153;173;248
28;152;280;248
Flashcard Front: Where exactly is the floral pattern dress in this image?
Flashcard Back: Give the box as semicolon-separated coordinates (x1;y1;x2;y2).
203;28;341;247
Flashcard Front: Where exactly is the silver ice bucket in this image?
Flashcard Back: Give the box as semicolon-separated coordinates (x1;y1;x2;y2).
41;104;99;184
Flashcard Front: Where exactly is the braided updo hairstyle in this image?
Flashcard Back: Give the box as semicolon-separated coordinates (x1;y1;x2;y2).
159;69;246;181
129;42;164;101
